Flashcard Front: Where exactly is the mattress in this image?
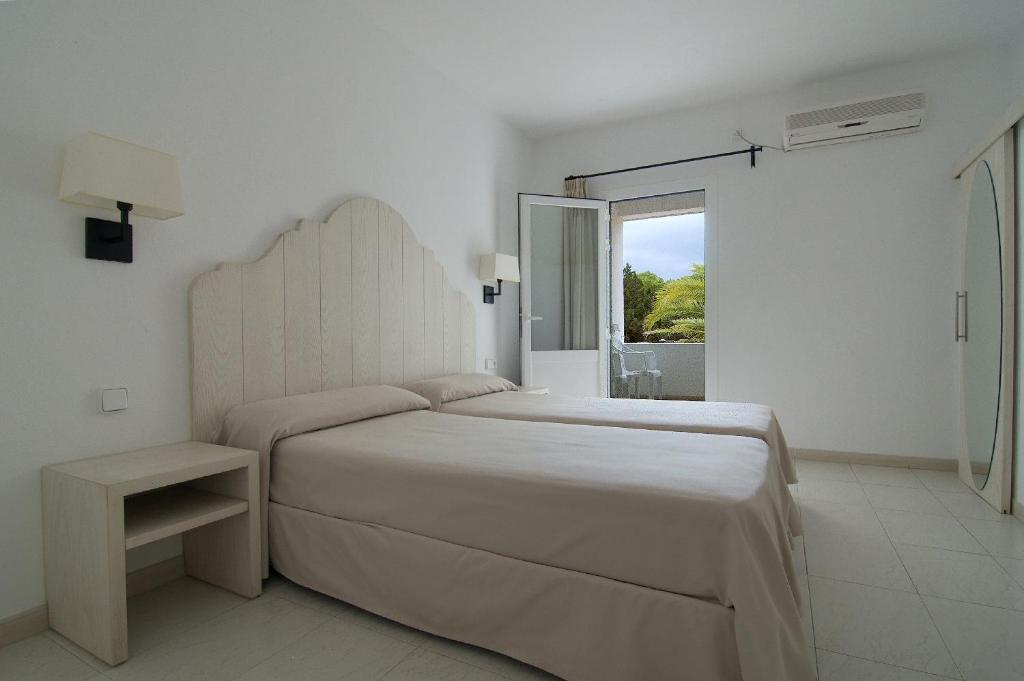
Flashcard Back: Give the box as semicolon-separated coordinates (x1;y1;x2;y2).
438;391;797;483
268;409;810;681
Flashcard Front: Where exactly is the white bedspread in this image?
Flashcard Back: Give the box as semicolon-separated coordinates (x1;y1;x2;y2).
440;391;797;483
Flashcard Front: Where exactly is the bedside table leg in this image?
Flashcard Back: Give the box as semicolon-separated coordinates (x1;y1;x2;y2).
42;470;128;665
182;463;261;597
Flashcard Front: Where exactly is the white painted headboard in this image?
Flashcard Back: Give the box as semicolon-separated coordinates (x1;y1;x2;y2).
189;197;476;442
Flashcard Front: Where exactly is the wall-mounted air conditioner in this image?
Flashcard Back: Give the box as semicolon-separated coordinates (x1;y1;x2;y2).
784;92;926;151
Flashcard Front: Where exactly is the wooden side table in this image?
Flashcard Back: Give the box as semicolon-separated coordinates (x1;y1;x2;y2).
42;441;261;665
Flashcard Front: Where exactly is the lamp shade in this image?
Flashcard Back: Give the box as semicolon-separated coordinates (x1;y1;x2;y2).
479;253;520;282
58;132;184;220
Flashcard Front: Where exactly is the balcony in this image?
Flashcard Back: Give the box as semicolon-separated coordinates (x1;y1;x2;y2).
619;342;705;400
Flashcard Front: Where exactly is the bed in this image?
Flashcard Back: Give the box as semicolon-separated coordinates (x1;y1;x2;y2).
402;373;797;484
189;197;814;681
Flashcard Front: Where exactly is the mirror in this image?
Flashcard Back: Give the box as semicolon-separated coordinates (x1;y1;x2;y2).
963;160;1002;490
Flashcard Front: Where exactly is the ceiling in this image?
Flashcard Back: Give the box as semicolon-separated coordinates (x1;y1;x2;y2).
348;0;1024;137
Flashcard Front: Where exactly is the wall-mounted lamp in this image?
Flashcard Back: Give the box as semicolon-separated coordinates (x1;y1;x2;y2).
478;253;520;304
58;132;184;263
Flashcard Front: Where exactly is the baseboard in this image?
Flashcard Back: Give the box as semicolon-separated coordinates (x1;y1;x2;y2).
791;447;957;471
0;605;48;650
126;555;185;598
0;555;185;650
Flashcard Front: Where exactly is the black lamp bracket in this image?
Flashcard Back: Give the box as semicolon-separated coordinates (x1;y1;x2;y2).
482;278;504;304
116;201;133;230
85;201;134;262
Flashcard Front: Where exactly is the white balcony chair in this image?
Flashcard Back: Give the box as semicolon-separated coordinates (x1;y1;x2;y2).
610;348;642;399
638;350;664;399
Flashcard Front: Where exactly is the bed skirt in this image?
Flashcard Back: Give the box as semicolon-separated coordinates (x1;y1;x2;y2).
270;502;742;681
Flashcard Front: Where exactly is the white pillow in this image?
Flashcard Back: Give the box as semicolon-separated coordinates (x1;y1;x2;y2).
218;385;430;445
402;373;517;411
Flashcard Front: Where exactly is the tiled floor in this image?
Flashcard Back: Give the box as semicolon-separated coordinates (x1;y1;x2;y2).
3;461;1024;680
795;461;1024;681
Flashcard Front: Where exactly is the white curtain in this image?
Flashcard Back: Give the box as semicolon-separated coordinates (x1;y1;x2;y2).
562;178;598;350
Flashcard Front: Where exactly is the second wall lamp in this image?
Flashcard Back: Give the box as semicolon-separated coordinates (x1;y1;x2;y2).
478;253;520;304
58;132;184;263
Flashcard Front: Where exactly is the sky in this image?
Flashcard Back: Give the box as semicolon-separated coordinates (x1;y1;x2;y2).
622;213;704;280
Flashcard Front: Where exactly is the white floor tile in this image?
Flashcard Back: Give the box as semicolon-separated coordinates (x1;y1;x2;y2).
932;491;1006;521
423;638;559;680
381;649;507;681
797;460;858;482
104;595;329;681
799;575;815;649
260;572;289;592
851;465;925;488
896;543;1024;609
863;485;949;515
925;596;1024;681
958;517;1024;559
805;533;913;591
43;631;113;673
912;470;972;494
800;498;888;540
799;479;871;507
794;535;808;576
265;576;359;619
127;577;246;654
335;603;437;646
809;578;958;677
876;509;985;553
994;555;1024;588
270;575;432;646
0;635;97;681
237;617;416;681
817;650;956;680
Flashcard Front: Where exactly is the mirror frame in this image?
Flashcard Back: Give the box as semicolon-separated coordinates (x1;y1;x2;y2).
958;131;1016;513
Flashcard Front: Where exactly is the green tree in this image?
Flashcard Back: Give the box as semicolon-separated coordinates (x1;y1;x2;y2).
622;264;663;342
644;264;705;342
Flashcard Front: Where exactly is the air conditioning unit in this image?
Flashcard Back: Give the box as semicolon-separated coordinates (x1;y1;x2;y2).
784;92;925;151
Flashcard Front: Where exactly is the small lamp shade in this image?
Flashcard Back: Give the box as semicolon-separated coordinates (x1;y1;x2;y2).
478;253;520;283
58;132;184;219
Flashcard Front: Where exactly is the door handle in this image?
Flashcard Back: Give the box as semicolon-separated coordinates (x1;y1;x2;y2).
955;291;967;342
521;315;543;322
962;290;968;342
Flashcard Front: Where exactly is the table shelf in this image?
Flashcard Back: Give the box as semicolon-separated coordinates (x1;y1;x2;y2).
124;486;248;550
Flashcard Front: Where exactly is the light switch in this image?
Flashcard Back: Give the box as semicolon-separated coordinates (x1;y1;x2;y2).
484;358;498;370
101;387;128;413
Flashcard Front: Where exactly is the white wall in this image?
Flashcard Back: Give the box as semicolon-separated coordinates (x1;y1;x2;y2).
528;48;1016;460
1010;27;1024;94
0;0;531;620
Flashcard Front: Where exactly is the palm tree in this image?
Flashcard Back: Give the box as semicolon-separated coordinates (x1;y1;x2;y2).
643;264;705;342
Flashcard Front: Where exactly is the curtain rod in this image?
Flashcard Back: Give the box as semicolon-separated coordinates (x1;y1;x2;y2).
564;145;763;181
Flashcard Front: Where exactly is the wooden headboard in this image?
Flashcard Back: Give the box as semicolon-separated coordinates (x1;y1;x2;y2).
189;197;476;442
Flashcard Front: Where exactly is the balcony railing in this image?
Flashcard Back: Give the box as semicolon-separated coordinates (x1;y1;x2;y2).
621;342;705;400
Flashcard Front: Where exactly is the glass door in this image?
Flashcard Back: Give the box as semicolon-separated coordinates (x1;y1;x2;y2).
519;194;609;396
